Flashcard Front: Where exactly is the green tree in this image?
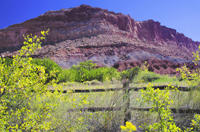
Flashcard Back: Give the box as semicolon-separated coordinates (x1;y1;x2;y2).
120;67;140;81
71;60;97;71
58;69;77;83
31;58;62;83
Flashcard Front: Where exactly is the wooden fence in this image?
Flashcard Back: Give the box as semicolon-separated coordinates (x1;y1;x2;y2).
49;82;199;125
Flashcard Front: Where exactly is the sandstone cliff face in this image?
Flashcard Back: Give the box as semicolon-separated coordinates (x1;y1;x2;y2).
0;4;199;74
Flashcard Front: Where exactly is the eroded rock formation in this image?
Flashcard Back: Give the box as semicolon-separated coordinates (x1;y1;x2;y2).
0;4;199;74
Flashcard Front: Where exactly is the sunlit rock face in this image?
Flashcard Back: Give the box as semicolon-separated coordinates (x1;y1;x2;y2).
0;4;199;74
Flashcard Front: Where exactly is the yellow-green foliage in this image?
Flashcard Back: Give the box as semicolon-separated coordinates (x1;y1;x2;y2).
59;61;120;83
120;121;137;132
191;114;200;129
177;45;200;87
0;30;57;131
176;45;200;131
134;67;161;83
120;67;140;81
139;83;181;131
0;30;90;131
0;57;13;66
31;58;62;83
134;45;200;131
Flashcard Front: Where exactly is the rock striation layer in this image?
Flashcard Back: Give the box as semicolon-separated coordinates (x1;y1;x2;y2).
0;4;199;74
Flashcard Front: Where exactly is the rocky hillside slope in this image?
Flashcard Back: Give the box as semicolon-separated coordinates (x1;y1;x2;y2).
0;4;199;74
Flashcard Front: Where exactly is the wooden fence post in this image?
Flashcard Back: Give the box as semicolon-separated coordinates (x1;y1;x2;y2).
123;80;131;125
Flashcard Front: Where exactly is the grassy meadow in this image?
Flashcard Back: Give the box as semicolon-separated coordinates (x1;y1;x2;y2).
2;54;200;131
44;71;200;131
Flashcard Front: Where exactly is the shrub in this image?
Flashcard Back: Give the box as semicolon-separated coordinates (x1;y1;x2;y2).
70;61;120;83
0;57;13;66
135;45;200;131
74;67;90;82
139;83;181;131
120;66;140;81
58;69;77;83
0;30;60;131
134;69;161;83
31;58;62;83
88;67;120;82
0;30;89;131
71;60;96;71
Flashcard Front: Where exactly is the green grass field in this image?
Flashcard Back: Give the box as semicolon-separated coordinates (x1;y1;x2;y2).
45;74;200;131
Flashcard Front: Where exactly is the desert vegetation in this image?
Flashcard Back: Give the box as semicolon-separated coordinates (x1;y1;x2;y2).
0;31;200;132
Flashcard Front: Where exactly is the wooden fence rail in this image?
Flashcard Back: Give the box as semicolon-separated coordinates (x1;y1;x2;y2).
49;82;198;125
67;107;200;114
48;85;196;93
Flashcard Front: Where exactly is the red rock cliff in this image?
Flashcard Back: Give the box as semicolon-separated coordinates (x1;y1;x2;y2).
0;4;199;74
0;4;199;51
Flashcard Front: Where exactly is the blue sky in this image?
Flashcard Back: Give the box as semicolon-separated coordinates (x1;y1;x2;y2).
0;0;199;41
